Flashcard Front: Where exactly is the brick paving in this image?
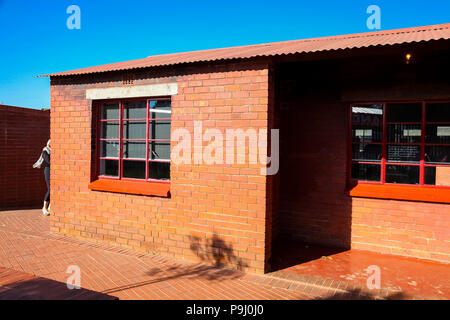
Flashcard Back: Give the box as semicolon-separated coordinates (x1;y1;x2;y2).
1;209;445;300
0;209;320;300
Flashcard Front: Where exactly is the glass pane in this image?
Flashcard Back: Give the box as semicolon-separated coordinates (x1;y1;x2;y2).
352;144;381;162
426;124;450;144
123;160;146;179
351;105;383;143
101;103;119;120
425;146;450;164
386;165;420;185
351;163;381;181
425;166;450;186
101;141;119;158
387;103;422;122
123;121;146;139
124;101;146;119
150;100;171;120
149;161;170;180
100;160;118;177
387;124;421;143
387;145;421;163
101;122;119;139
149;142;170;160
123;141;146;159
149;121;171;140
426;102;450;122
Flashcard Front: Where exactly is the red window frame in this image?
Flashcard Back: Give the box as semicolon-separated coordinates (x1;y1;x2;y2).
96;97;171;183
349;100;450;190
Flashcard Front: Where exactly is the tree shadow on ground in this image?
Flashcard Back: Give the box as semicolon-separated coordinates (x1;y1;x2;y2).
102;234;249;295
0;277;117;300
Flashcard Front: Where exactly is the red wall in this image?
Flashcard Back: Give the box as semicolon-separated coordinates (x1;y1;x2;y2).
0;105;50;209
49;61;272;274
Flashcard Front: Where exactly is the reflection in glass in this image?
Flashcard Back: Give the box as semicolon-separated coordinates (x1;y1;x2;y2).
149;121;171;140
123;141;146;159
387;103;422;122
149;142;170;160
426;125;450;144
149;161;170;180
102;103;119;120
124;101;146;119
426;103;450;122
387;124;421;143
425;146;450;164
100;160;118;177
386;165;420;185
101;122;119;139
123;121;146;139
123;160;146;179
425;166;450;186
351;163;381;181
387;145;420;163
352;144;381;162
101;141;119;158
352;105;383;143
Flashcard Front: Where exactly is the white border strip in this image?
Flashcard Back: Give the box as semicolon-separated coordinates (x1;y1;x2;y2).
86;83;178;100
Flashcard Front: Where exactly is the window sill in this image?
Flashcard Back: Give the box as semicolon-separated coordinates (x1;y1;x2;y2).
88;179;170;197
348;184;450;204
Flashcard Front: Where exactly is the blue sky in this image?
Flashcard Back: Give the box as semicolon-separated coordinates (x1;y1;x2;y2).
0;0;449;109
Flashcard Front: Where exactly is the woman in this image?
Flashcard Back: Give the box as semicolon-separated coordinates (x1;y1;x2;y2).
33;140;51;216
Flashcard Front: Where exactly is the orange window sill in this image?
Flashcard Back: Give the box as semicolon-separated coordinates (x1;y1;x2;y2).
348;184;450;204
88;179;170;197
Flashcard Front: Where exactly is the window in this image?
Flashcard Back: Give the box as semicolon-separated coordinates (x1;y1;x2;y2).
98;98;171;182
351;101;450;188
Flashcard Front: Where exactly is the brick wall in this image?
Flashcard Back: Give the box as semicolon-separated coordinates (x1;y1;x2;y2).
0;105;50;209
49;60;272;274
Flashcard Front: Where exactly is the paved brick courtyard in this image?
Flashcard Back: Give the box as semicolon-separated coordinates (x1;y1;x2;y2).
0;209;448;300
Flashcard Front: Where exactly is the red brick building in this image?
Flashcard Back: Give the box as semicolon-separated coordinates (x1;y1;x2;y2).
0;105;50;209
41;24;450;274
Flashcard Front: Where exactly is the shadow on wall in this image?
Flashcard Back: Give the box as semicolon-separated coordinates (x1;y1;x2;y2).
189;234;249;271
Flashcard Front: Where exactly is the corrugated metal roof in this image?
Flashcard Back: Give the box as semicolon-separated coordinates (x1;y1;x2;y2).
40;23;450;77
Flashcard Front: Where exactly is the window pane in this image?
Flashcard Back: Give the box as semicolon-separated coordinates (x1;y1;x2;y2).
100;160;118;177
101;122;119;139
387;103;422;122
123;141;146;159
123;121;146;139
387;145;421;163
386;165;420;185
102;103;119;120
124;101;146;119
425;166;450;186
123;160;146;179
351;163;381;181
149;161;170;180
352;144;381;162
149;121;171;140
149;142;170;160
387;124;421;143
426;103;450;122
352;105;383;142
101;141;119;158
425;146;450;164
150;100;171;111
426;125;450;144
